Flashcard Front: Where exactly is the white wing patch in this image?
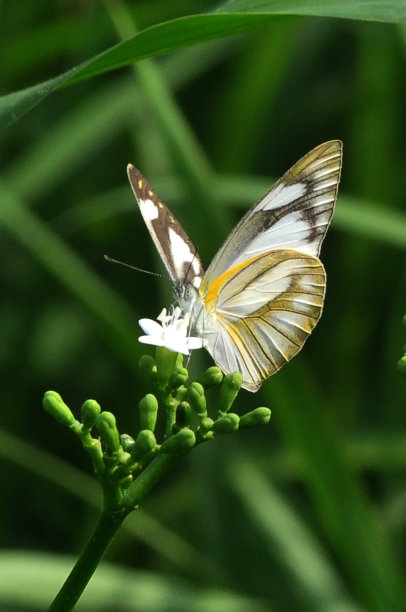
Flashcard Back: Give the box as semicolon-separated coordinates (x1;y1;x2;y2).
139;198;159;221
214;274;291;315
168;228;202;288
262;182;307;210
203;140;342;282
238;215;317;259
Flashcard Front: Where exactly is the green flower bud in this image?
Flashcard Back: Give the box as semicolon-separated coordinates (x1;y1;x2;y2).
131;429;157;461
200;416;214;430
43;391;75;428
187;382;207;416
175;385;188;402
120;433;135;453
197;417;215;440
95;411;120;453
217;372;242;415
81;399;101;429
139;394;158;431
397;355;406;377
160;428;196;455
139;354;157;381
174;353;185;371
169;367;189;389
213;413;240;434
402;314;406;329
239;407;271;429
198;366;223;389
176;401;192;428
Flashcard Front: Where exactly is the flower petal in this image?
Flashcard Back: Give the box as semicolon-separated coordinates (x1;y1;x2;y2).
187;337;205;350
138;335;164;347
165;338;190;355
139;318;162;335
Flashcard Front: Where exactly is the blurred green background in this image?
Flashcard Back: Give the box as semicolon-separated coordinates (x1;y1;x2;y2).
1;1;406;610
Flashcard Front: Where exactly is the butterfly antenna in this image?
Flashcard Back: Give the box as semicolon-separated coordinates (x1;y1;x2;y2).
104;254;166;279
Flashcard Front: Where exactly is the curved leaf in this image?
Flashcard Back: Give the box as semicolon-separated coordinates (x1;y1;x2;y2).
1;1;405;130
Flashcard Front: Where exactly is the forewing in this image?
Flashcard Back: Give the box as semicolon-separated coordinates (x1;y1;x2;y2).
199;250;326;391
127;164;204;289
204;140;342;283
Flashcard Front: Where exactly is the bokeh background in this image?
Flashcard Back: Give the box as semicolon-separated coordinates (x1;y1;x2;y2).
1;1;406;610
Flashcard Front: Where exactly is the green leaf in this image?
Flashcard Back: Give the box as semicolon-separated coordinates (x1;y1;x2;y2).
265;367;406;611
229;455;360;612
0;551;268;611
2;2;405;130
216;0;406;23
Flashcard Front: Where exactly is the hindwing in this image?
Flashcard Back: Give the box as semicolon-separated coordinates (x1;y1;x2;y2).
197;250;326;391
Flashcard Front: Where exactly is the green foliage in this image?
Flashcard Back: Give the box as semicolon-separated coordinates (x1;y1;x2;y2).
1;1;406;610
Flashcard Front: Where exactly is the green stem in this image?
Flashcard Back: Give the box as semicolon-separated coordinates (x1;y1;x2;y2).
48;509;128;611
127;452;178;507
48;454;178;610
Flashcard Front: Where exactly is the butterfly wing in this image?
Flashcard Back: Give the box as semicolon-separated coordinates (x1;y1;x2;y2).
202;140;342;288
196;249;326;391
127;165;204;289
195;141;342;391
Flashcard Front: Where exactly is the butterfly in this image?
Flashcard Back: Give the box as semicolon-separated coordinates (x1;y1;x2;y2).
128;140;342;391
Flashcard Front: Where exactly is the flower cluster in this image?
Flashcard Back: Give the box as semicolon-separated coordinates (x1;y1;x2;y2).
138;307;204;355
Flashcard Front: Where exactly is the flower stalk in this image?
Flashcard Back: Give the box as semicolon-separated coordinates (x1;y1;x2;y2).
43;307;271;610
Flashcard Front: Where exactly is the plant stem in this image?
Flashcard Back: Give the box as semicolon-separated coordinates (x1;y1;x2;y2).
127;452;178;507
48;509;128;611
48;453;178;611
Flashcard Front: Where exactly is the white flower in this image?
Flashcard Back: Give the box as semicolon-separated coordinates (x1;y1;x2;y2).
138;307;204;355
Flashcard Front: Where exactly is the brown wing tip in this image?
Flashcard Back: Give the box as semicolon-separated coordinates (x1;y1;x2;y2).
127;164;152;199
320;139;343;157
127;163;142;181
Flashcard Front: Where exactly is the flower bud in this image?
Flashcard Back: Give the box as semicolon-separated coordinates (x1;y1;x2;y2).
139;394;158;431
43;391;75;428
139;354;157;381
213;413;240;434
201;416;214;430
175;401;192;428
187;382;207;416
120;433;135;453
95;411;120;453
197;417;214;440
169;367;189;389
175;385;188;402
198;366;223;389
397;355;406;377
239;407;271;429
81;399;101;429
160;428;196;455
217;372;242;415
131;429;157;461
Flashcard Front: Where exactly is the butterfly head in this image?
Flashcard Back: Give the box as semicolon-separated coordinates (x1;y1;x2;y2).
174;280;199;316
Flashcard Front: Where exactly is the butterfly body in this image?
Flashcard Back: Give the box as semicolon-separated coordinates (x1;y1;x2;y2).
128;140;342;391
